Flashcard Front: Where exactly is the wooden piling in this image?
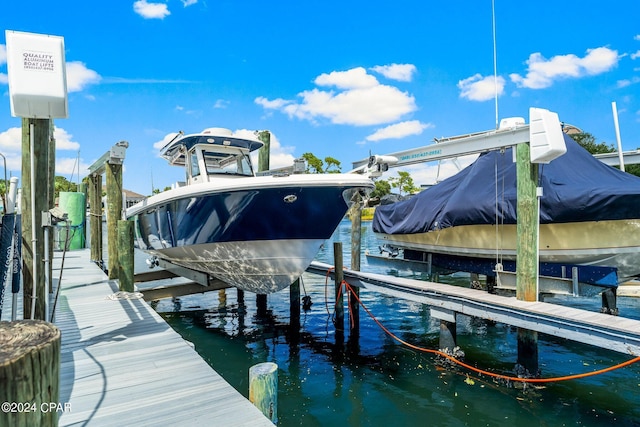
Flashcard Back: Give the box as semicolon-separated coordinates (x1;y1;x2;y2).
249;362;278;424
515;142;539;302
333;242;344;333
257;130;271;173
439;321;457;351
116;220;134;292
290;278;300;328
218;289;227;308
21;118;50;320
601;288;618;315
88;173;103;264
79;182;88;249
516;328;539;376
431;308;457;351
256;294;267;318
0;320;60;427
515;142;540;374
105;162;123;279
349;196;362;337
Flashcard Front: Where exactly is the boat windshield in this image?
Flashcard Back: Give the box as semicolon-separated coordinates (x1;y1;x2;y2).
202;149;254;177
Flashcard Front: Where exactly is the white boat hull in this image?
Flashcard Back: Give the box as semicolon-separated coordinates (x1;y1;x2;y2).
145;239;325;294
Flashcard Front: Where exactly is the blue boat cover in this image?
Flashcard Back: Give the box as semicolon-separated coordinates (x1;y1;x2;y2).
373;134;640;234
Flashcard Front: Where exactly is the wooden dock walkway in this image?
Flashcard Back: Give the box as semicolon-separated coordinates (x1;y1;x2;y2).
4;249;274;426
308;261;640;356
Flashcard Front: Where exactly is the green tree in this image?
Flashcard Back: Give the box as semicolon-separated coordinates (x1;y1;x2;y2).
370;179;391;199
389;171;419;196
571;132;640;177
324;156;342;173
54;176;78;199
571;132;615;154
302;152;324;173
301;152;342;174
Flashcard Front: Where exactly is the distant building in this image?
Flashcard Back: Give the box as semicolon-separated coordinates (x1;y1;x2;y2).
99;187;146;210
124;189;145;208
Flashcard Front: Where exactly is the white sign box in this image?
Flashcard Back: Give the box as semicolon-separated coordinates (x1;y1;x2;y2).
529;107;566;164
5;30;68;118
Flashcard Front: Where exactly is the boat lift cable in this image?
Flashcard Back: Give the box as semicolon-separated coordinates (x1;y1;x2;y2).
324;269;640;384
494;157;499;268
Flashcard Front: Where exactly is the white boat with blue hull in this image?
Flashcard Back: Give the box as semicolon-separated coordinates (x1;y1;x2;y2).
126;128;373;294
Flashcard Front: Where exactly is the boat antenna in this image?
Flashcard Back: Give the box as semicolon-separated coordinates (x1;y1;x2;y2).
159;130;184;152
492;0;499;129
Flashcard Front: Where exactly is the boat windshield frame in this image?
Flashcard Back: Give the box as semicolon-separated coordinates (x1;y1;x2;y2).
187;144;256;184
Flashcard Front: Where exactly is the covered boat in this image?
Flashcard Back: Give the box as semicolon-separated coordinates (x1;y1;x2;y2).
372;133;640;283
127;128;373;294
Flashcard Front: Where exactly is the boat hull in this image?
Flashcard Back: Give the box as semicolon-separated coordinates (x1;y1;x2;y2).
376;219;640;283
127;174;372;293
142;239;325;294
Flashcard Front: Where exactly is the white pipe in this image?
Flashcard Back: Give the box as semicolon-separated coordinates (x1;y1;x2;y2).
536;186;542;302
44;220;49;322
30;122;37;320
492;0;499;129
612;102;625;172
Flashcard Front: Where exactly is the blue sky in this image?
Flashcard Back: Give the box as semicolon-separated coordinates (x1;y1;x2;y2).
1;0;639;195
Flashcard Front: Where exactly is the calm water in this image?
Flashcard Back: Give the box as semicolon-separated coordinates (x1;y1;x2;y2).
139;220;640;426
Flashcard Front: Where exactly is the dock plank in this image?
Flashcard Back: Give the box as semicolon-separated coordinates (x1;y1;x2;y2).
52;249;274;427
310;261;640;356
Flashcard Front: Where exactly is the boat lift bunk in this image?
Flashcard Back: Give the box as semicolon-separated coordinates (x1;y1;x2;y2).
367;246;618;302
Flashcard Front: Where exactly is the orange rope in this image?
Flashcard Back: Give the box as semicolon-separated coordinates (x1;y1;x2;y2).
325;269;640;384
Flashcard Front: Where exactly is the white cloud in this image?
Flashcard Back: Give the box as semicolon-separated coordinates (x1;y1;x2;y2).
0;74;7;84
0;126;81;173
255;97;291;109
181;0;198;6
213;99;230;109
366;120;433;142
458;74;505;101
256;67;417;126
56;156;91;177
510;47;619;89
0;127;22;152
53;127;81;150
314;67;379;89
133;0;170;19
0;126;78;152
234;130;297;169
635;35;640;41
66;61;101;92
370;64;417;82
631;50;640;60
617;76;640;88
153;132;181;151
